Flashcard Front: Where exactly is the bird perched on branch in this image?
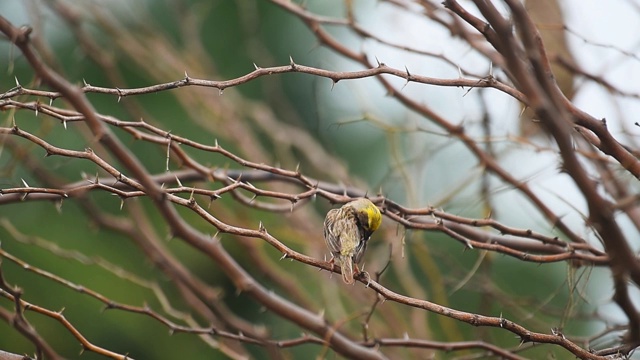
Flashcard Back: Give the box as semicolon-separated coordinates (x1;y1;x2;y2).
323;198;382;284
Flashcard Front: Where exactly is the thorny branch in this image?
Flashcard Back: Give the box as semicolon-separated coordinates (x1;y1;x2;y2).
0;1;639;359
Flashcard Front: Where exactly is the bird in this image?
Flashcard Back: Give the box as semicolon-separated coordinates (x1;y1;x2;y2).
323;198;382;284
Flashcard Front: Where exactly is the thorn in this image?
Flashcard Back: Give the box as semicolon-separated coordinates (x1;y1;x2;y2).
63;120;67;130
258;221;266;233
14;76;20;87
113;173;123;185
116;87;122;103
214;138;219;148
280;253;287;261
289;55;295;68
174;174;183;187
83;78;88;86
375;56;381;67
218;88;224;95
519;105;527;117
401;66;411;90
166;138;171;172
517;337;526;348
253;63;260;70
21;178;30;188
317;309;325;318
249;194;257;203
187;191;200;208
120;198;125;210
49;97;53;106
184;70;189;79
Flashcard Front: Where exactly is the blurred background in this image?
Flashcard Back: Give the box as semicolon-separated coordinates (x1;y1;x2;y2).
1;0;639;359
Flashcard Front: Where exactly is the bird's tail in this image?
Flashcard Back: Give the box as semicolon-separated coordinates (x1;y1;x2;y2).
341;257;355;284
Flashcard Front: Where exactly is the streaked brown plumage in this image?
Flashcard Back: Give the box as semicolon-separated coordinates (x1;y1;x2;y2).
323;198;381;284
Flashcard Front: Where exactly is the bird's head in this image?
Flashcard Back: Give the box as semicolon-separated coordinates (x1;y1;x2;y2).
349;198;382;235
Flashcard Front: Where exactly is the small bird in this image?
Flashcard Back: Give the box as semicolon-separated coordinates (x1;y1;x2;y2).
323;198;382;284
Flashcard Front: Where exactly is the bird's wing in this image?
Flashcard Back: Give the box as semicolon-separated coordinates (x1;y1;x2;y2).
333;210;361;253
324;208;359;254
323;209;342;254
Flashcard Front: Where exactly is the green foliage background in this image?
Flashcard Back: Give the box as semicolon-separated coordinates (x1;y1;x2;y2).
0;1;597;359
